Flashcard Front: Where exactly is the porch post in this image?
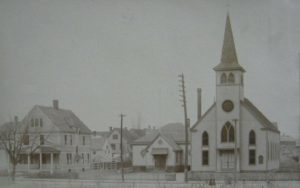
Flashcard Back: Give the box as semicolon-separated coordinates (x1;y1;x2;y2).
27;154;31;172
39;152;42;170
50;153;53;174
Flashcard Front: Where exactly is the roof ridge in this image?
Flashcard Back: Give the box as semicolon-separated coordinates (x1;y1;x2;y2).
36;105;91;134
37;105;72;112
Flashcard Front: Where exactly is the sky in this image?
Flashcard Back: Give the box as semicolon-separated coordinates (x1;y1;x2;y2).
0;0;299;140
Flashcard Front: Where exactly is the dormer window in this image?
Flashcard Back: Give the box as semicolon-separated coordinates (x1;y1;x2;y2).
221;73;227;84
228;73;235;83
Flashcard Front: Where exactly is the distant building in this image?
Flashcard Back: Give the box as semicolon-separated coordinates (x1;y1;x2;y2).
107;127;140;162
17;100;91;173
280;134;299;168
91;132;112;169
191;15;280;172
91;126;151;169
132;123;190;172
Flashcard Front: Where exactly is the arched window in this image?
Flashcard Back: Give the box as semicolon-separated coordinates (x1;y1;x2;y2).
202;131;209;146
228;73;235;83
221;73;227;84
221;122;234;143
249;130;256;145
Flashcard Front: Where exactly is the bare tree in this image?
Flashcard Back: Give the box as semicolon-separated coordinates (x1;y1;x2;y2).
0;116;52;181
0;116;28;181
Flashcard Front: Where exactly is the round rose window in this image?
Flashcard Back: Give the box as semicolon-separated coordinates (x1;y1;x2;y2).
222;100;234;112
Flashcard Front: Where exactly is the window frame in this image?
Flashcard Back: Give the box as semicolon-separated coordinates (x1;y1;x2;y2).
82;136;85;145
202;131;209;146
221;73;227;84
221;122;234;143
249;149;256;165
228;73;235;83
34;118;39;127
64;135;68;145
249;130;256;146
40;135;45;145
39;118;43;127
112;134;118;140
202;150;209;165
111;144;116;150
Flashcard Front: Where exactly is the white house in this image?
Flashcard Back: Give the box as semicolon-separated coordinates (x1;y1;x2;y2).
91;133;113;169
191;15;280;172
132;123;190;172
107;127;138;162
19;100;92;173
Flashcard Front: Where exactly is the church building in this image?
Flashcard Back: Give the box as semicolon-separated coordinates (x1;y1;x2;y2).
190;15;280;172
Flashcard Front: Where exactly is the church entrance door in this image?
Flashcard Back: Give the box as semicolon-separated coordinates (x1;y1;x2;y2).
154;155;167;170
220;150;234;171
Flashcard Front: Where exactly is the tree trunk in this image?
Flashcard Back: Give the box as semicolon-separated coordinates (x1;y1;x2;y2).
11;163;16;182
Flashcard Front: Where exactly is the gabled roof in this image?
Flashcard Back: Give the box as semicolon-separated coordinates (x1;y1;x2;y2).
108;128;139;143
91;136;107;150
191;99;279;133
161;134;182;151
241;98;280;133
36;105;91;134
131;130;159;144
92;131;110;138
191;103;216;130
142;133;182;152
129;128;147;138
132;123;187;150
214;14;245;72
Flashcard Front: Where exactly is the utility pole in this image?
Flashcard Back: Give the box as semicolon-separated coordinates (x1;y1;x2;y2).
178;73;189;182
233;119;238;187
120;113;125;182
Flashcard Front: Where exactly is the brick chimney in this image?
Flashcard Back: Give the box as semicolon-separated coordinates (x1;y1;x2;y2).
53;99;59;110
197;88;202;120
109;126;113;132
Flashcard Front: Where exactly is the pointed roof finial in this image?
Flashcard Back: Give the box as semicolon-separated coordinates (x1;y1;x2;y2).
214;14;245;72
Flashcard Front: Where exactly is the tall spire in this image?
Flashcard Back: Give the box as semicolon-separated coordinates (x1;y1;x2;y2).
214;14;245;72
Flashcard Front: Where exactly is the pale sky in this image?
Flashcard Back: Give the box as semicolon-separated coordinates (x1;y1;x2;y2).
0;0;299;140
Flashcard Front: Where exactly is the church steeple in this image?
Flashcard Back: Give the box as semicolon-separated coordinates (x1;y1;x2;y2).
214;14;245;72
